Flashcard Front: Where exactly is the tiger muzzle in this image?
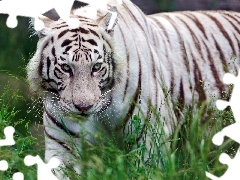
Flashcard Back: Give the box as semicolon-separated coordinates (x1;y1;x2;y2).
74;104;93;112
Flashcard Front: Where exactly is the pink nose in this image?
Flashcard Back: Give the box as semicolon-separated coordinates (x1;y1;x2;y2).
74;104;93;111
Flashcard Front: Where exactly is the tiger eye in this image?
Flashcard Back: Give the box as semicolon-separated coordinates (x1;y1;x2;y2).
61;64;71;71
92;63;102;72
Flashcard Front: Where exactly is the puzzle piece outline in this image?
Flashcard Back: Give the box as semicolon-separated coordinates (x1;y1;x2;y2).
24;155;60;180
206;70;240;179
0;0;79;30
0;0;123;31
0;126;15;172
0;126;60;179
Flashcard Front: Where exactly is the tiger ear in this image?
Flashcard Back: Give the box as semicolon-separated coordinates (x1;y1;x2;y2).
30;15;54;39
98;7;118;34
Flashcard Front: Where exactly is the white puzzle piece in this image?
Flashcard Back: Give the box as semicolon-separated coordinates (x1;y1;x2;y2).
24;155;60;180
0;160;8;171
0;126;15;146
0;0;123;30
206;70;240;179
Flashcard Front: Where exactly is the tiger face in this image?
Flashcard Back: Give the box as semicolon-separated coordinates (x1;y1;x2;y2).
28;13;119;117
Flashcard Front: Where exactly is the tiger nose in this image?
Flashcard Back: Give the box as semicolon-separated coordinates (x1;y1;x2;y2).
74;104;93;111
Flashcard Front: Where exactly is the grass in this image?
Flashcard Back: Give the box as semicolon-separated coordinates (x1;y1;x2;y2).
63;100;236;180
0;84;236;180
0;85;38;180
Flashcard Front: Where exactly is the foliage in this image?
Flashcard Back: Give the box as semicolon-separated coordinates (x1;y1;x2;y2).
0;86;39;180
60;99;236;180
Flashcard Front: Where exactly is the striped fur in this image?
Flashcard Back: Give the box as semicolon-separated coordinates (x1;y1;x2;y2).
27;0;240;178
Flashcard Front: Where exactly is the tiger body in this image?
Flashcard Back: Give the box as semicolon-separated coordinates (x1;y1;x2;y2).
27;0;240;178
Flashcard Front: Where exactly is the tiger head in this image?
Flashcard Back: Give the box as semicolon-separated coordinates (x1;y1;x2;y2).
27;9;122;117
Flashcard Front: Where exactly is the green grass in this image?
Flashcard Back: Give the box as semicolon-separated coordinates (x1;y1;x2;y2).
62;100;236;180
0;85;236;180
0;85;39;180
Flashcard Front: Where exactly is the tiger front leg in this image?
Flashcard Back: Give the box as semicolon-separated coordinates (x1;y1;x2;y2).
43;104;102;179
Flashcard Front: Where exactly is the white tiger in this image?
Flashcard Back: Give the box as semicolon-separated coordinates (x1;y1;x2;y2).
27;0;240;178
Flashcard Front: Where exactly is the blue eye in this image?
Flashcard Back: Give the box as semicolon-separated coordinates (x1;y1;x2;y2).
61;64;71;72
92;63;102;72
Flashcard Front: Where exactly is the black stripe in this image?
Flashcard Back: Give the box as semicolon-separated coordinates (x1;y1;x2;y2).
60;56;66;61
42;78;58;92
44;128;72;151
71;34;78;38
212;35;227;72
223;12;240;24
176;16;205;61
52;47;57;64
204;12;237;55
79;27;89;34
122;4;149;40
52;47;56;56
44;105;80;138
79;19;92;23
70;27;89;34
184;12;208;40
61;39;72;47
117;54;142;131
47;57;51;79
117;20;130;102
81;37;97;46
86;24;98;27
202;40;223;92
192;54;206;102
54;67;63;79
88;29;100;38
64;46;72;54
101;67;107;77
162;15;189;73
39;54;44;77
53;25;68;29
179;78;185;105
51;37;54;43
221;14;240;49
58;29;69;39
150;16;171;48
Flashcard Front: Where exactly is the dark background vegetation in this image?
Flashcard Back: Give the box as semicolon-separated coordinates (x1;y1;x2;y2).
0;0;239;147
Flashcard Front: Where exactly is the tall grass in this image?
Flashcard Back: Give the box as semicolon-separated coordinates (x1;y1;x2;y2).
0;85;38;180
0;85;237;180
60;99;236;179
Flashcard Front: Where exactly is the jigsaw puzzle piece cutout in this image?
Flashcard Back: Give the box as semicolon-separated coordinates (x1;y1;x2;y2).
24;155;60;180
6;14;18;28
213;70;240;146
206;147;240;180
0;0;124;30
53;0;80;29
212;122;240;146
0;160;8;171
217;71;240;121
222;73;237;84
12;172;24;180
0;126;15;146
0;0;78;29
216;100;230;111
